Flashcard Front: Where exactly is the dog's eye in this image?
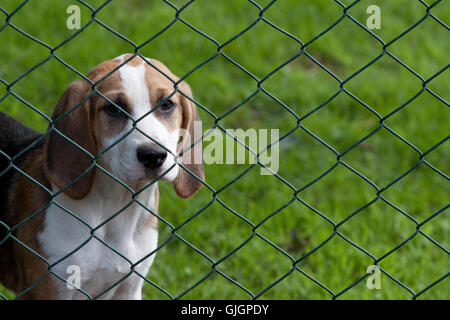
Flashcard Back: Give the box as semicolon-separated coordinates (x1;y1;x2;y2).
160;99;175;112
103;103;125;117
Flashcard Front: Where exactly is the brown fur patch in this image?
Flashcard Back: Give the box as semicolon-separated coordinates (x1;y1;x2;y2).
4;150;58;299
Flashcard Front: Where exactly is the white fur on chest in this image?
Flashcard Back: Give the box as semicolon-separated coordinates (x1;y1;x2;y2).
38;179;159;300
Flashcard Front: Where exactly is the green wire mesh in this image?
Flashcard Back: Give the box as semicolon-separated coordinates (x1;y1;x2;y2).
0;0;448;300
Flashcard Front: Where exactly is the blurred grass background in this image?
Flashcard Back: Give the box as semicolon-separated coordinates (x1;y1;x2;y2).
0;0;448;299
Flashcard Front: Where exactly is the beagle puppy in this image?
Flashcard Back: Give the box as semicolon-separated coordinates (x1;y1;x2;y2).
0;54;204;299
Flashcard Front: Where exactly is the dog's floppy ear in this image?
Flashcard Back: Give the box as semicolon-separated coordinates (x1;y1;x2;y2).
44;79;96;200
172;82;205;198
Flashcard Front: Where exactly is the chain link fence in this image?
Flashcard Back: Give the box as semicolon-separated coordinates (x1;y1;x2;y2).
0;0;448;299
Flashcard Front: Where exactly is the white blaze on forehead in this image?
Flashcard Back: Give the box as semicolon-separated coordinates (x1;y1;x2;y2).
114;54;129;63
118;62;150;116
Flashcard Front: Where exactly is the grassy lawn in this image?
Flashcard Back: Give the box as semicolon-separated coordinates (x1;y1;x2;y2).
0;0;448;299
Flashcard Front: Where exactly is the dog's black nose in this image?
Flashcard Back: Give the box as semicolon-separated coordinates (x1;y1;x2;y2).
137;147;167;169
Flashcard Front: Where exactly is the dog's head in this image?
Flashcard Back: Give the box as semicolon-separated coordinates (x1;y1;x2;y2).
44;54;204;199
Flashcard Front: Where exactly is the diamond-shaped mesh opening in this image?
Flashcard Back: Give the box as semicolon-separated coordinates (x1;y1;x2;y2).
93;1;176;45
276;127;337;188
54;22;137;72
0;0;448;300
0;27;49;84
305;14;383;79
301;92;380;153
255;267;331;299
143;233;214;300
139;20;219;77
175;0;261;44
344;54;424;117
298;164;376;222
388;13;449;79
385;92;449;151
342;127;421;187
263;0;343;43
382;162;449;222
4;0;93;47
378;234;449;298
222;22;302;79
262;53;342;117
172;201;253;261
217;170;294;223
214;235;294;297
338;199;418;258
344;0;428;40
257;200;335;259
295;235;375;297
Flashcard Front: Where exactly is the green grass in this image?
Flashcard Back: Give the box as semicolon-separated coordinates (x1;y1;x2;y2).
0;0;448;299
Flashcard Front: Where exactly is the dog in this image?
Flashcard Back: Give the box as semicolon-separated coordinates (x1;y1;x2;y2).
0;54;204;299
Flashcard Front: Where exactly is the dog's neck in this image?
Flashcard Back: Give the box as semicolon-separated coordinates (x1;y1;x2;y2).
49;169;159;229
